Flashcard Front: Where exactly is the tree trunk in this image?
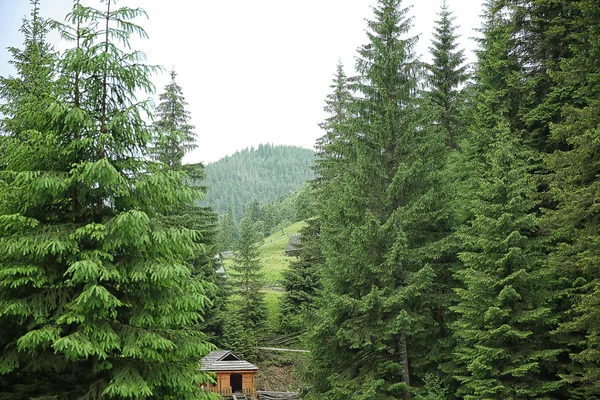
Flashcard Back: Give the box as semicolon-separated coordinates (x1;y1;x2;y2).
398;332;412;400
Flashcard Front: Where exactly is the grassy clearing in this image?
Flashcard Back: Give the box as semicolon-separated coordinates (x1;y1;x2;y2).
223;220;306;286
264;289;283;333
259;220;306;285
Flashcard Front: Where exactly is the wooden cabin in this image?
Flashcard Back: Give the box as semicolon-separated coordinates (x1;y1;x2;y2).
201;350;258;397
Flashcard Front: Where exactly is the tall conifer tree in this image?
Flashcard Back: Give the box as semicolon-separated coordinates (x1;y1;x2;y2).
151;66;221;346
230;216;265;329
426;0;468;149
314;61;354;185
217;206;237;251
0;1;216;398
0;0;56;139
307;1;452;398
450;1;562;398
280;218;323;333
152;68;196;169
542;1;600;397
420;3;472;392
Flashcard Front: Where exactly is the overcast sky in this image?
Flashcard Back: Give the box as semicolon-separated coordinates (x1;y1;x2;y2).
0;0;483;164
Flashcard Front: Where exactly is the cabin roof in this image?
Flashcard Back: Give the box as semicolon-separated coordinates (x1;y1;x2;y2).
219;250;234;259
284;234;302;255
200;350;258;372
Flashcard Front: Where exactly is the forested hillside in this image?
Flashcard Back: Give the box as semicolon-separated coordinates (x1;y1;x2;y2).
204;144;315;217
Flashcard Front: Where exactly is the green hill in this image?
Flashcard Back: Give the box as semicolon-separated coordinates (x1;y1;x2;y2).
203;144;315;217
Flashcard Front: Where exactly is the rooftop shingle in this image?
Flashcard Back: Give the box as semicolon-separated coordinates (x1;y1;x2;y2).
200;350;258;372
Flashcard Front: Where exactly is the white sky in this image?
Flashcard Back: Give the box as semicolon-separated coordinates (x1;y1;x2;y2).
0;0;483;163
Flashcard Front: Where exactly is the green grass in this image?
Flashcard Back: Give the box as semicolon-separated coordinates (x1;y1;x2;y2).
264;289;283;333
223;220;306;286
259;220;306;286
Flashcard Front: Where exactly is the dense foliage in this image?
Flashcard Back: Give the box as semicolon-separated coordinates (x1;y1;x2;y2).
214;183;315;251
299;0;600;399
229;217;266;330
0;1;216;398
150;64;223;351
280;218;323;334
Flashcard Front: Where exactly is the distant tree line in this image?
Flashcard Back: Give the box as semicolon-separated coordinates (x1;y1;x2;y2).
203;144;315;219
216;185;315;252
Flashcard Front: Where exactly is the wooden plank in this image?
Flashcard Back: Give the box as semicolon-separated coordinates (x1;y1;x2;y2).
257;391;300;400
256;347;310;353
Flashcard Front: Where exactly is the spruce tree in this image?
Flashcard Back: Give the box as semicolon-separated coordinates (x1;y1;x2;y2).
219;311;258;362
0;0;56;140
0;1;216;398
0;4;59;394
426;0;468;149
422;1;470;390
307;1;452;398
280;218;323;333
314;61;354;185
152;68;196;169
216;206;237;251
229;216;265;329
450;1;562;398
151;66;222;346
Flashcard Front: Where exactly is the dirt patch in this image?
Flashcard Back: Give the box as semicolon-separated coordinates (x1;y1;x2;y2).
254;353;306;392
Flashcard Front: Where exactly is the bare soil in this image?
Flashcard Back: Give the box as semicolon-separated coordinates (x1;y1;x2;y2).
254;353;306;392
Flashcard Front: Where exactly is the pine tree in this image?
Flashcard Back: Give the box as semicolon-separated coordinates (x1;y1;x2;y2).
229;216;265;330
426;0;468;149
0;1;216;398
152;68;196;169
450;1;562;398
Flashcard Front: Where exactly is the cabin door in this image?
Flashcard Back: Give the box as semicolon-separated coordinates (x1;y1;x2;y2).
230;373;242;393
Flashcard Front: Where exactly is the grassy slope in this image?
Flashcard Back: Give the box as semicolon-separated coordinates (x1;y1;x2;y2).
259;220;306;286
223;220;306;286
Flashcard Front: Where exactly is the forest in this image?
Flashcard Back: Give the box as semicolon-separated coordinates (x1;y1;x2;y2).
203;144;315;219
0;0;599;399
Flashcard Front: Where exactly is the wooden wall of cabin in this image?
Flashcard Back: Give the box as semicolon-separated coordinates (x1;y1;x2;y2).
242;372;254;390
212;371;256;392
217;372;226;391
